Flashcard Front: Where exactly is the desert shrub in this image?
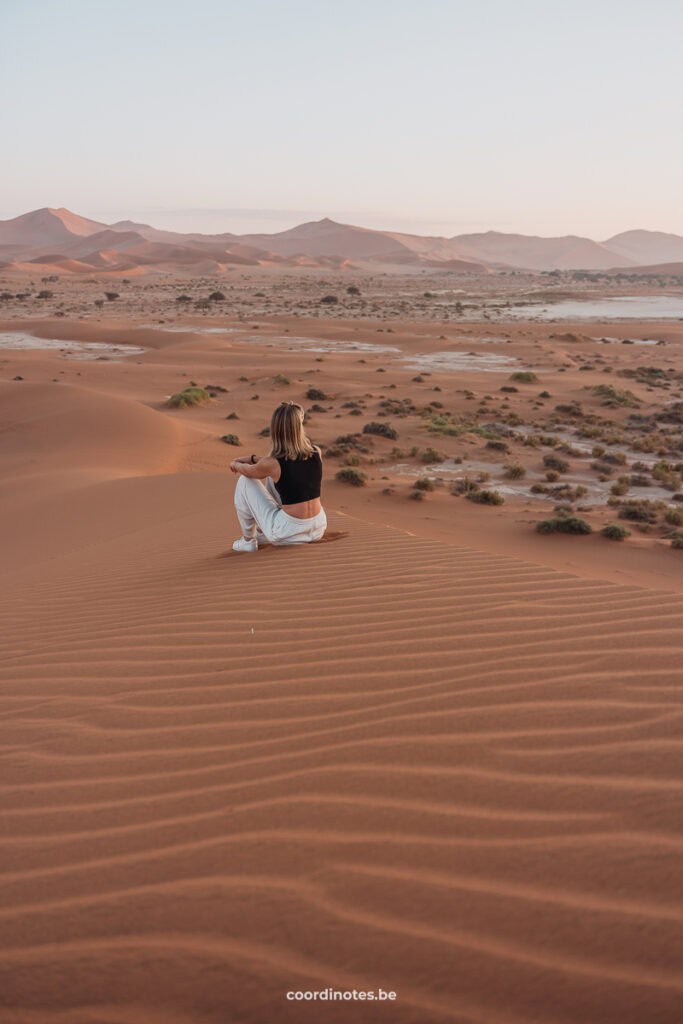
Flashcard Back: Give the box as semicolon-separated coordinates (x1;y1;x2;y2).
226;412;239;420
664;509;683;526
618;503;658;524
652;461;682;491
175;294;192;303
500;385;518;393
409;489;425;501
486;439;509;452
306;387;326;401
593;384;639;408
672;535;683;549
543;454;569;473
450;476;479;496
167;386;211;408
504;463;526;479
422;447;444;463
510;371;538;383
536;516;592;535
363;421;398;440
104;292;119;301
336;467;367;486
346;285;360;295
344;453;361;466
413;477;435;492
273;373;290;385
467;489;504;505
610;476;631;496
220;434;241;445
602;523;630;541
37;290;54;299
208;291;225;301
320;294;338;304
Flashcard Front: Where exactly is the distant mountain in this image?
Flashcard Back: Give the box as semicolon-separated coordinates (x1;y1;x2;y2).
2;206;682;275
448;231;633;271
602;230;683;266
0;207;107;249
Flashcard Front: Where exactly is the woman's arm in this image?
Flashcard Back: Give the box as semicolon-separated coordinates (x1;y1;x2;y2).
230;455;280;481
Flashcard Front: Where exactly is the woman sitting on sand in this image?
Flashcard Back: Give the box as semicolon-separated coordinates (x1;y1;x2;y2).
230;401;326;552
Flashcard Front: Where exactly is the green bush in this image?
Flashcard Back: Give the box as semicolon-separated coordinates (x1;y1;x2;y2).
536;516;592;535
413;477;435;492
510;371;538;383
543;454;569;473
664;509;682;526
504;463;526;479
466;489;504;506
618;503;658;524
336;467;367;486
422;447;444;463
273;373;291;385
602;523;630;541
220;434;241;445
167;386;211;408
363;421;398;440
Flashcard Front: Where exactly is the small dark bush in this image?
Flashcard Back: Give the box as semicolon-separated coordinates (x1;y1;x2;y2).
421;447;444;463
346;285;360;295
413;477;435;492
543;454;569;473
320;294;338;304
306;387;326;401
602;523;630;541
336;467;367;486
466;489;504;506
363;421;398;440
504;463;526;479
167;386;211;408
175;294;192;303
537;516;592;535
104;292;119;301
618;503;658;524
510;371;538;383
220;434;241;445
208;291;226;301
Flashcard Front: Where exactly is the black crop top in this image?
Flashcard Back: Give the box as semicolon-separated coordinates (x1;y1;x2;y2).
275;449;322;505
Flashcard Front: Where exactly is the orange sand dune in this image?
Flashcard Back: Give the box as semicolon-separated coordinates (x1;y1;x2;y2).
1;483;682;1024
1;314;682;1023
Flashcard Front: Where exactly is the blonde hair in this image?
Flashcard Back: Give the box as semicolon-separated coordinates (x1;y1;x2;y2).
270;402;315;460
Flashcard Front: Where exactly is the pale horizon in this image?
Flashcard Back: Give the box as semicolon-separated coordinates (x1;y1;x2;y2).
2;0;682;240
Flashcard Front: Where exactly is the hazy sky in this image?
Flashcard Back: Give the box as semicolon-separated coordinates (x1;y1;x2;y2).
1;0;682;238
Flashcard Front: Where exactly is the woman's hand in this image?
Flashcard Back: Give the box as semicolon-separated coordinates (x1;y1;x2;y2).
230;455;256;474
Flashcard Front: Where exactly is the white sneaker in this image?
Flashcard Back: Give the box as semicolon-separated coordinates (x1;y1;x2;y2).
233;537;258;553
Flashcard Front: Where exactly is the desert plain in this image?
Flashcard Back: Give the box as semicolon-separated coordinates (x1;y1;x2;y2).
1;254;683;1023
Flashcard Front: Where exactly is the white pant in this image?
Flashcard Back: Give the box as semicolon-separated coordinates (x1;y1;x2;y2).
234;475;327;545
